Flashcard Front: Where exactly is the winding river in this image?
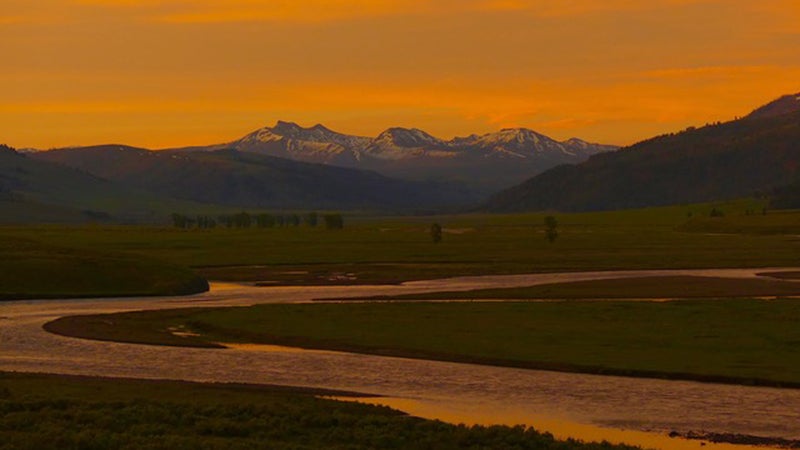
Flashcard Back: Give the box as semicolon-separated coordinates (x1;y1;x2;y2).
2;268;800;450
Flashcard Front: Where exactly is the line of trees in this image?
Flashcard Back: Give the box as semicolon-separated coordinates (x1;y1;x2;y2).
170;211;343;230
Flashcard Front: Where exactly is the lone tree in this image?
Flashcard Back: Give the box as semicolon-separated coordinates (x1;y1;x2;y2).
544;215;558;243
171;213;190;229
305;211;319;227
324;213;344;230
255;213;275;228
430;223;443;244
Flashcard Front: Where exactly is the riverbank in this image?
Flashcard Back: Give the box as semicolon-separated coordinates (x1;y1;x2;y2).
322;275;800;301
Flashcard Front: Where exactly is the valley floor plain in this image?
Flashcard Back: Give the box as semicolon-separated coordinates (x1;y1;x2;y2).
2;199;800;298
4;200;800;449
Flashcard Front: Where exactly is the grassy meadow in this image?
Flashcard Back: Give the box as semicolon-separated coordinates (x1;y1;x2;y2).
1;199;800;296
46;297;800;388
0;236;207;300
0;372;638;450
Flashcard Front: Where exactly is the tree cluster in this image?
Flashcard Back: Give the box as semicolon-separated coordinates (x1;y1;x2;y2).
170;211;337;230
709;208;725;218
322;213;344;230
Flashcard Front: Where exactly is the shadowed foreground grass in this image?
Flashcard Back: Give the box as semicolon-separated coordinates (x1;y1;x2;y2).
46;298;800;388
0;372;638;450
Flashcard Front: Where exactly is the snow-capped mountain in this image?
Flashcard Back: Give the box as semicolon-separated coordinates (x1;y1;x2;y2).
233;121;371;166
465;128;559;157
455;128;616;160
15;148;42;154
259;121;372;150
365;128;451;160
372;127;446;149
172;121;617;193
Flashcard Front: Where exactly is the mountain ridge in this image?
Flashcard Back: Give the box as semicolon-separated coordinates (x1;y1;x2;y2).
0;144;209;223
225;121;615;158
747;92;800;120
32;145;477;212
482;98;800;212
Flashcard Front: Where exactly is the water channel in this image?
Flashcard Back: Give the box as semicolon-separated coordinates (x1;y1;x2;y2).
2;268;799;450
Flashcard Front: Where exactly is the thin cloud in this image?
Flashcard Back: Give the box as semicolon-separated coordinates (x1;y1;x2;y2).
477;0;724;16
74;0;725;24
640;65;774;80
0;16;25;24
78;0;443;23
754;0;800;34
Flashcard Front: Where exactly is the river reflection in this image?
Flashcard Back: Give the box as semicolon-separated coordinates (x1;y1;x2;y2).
345;397;763;450
2;269;800;449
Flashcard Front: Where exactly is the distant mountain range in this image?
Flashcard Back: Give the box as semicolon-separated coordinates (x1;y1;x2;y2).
17;123;615;219
6;91;800;222
482;92;800;212
170;122;617;193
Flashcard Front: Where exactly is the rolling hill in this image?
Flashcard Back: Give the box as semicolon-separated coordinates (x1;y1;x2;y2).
482;94;800;212
32;145;475;211
0;144;205;223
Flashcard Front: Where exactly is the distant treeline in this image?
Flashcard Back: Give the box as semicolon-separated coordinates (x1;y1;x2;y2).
170;211;344;230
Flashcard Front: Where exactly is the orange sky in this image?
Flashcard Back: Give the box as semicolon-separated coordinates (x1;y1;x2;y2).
2;0;799;149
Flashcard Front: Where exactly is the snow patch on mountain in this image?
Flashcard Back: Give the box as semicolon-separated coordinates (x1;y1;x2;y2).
226;120;617;170
364;127;451;160
242;121;371;150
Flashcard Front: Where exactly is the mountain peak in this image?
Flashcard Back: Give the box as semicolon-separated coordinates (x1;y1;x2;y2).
375;127;443;148
0;144;17;154
746;92;800;120
480;128;552;146
310;123;332;132
272;120;304;134
264;121;355;143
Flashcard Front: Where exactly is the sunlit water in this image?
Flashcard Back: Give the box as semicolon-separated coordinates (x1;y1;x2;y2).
2;268;800;449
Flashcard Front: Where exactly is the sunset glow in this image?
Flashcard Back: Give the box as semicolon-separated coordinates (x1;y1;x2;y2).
2;0;799;148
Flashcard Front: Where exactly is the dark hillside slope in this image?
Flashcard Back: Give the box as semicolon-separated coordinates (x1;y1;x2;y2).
34;146;473;211
0;144;196;223
747;92;800;120
483;111;800;212
771;177;800;210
